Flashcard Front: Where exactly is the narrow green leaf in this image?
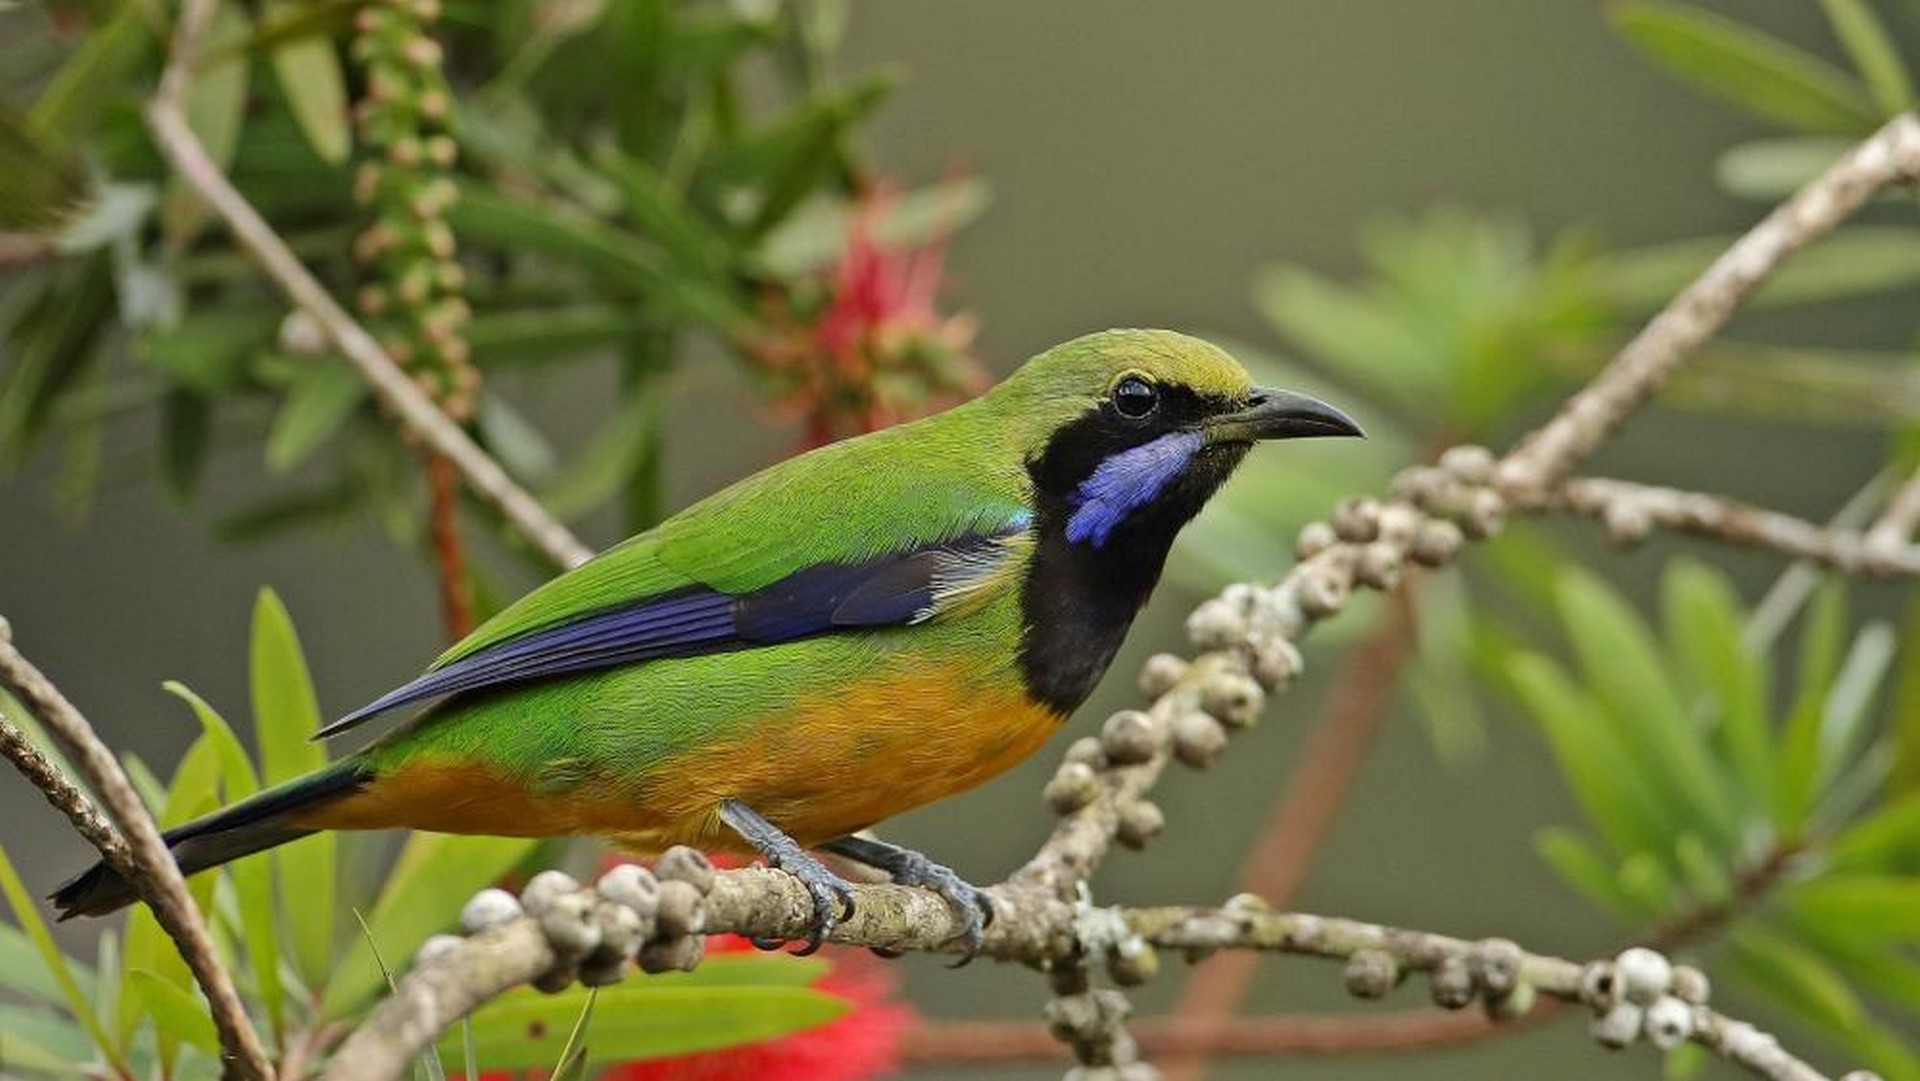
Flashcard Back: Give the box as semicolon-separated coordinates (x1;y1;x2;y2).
1777;583;1847;831
267;1;353;165
0;1008;91;1077
121;737;222;1069
1821;622;1896;785
1888;591;1920;796
1726;923;1866;1036
1817;0;1913;116
1661;560;1771;810
1790;875;1920;939
1508;653;1669;856
125;971;219;1055
28;5;148;150
1666;1041;1710;1081
0;923;94;1005
1673;832;1732;906
0;848;119;1074
160;681;282;1033
1618;850;1682;917
267;360;365;472
1557;570;1739;843
1829;791;1920;870
440;984;848;1070
550;986;597;1081
1716;137;1855;201
249;588;335;985
1598;227;1920;313
467;305;634;369
1610;2;1881;134
162;3;254;245
322;833;538;1016
1534;827;1643;922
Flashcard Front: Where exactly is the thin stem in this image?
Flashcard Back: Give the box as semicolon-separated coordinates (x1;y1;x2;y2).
425;453;475;640
0;619;274;1081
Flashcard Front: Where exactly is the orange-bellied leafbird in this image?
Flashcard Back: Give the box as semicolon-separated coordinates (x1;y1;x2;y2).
54;329;1361;952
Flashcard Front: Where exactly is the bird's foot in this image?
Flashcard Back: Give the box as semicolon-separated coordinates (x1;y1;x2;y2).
823;835;994;962
720;800;855;956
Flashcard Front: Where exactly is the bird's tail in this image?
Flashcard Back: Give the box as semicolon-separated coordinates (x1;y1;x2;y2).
50;759;372;920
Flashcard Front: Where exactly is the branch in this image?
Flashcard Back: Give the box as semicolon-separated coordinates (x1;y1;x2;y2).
1513;475;1920;576
146;0;592;572
1865;466;1920;559
1497;110;1920;493
324;863;1847;1081
0;618;274;1081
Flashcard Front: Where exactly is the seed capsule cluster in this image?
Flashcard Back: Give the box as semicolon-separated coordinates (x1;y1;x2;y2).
350;0;478;423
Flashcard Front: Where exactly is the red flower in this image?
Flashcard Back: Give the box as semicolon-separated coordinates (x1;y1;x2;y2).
747;180;989;448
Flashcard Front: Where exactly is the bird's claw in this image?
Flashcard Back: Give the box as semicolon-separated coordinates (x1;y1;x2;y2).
885;850;993;963
767;851;855;956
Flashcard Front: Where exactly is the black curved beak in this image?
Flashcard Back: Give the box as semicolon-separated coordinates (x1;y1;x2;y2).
1205;387;1365;444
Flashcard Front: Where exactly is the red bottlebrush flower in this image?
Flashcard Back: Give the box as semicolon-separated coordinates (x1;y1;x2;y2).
746;180;989;448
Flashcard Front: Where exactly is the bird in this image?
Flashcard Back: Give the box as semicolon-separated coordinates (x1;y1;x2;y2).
52;328;1361;953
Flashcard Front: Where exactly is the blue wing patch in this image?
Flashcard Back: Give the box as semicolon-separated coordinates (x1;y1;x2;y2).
318;523;1027;739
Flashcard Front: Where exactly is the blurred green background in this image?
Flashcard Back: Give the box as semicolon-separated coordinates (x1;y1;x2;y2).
2;2;1916;1079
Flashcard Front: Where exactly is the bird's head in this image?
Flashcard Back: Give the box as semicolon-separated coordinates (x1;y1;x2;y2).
992;328;1363;550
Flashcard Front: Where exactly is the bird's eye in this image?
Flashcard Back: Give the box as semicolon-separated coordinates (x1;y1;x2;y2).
1112;376;1159;419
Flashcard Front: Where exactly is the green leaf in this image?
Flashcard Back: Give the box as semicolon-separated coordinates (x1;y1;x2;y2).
249;588;335;985
448;184;743;330
1820;623;1896;787
0;1005;91;1077
1508;652;1670;856
541;390;660;519
125;971;219;1055
759;176;992;277
1777;583;1847;831
1817;0;1913;116
160;681;282;1032
1889;591;1920;796
1598;227;1920;312
467;305;635;369
1790;875;1920;940
1726;923;1866;1036
267;360;366;472
1661;560;1771;810
0;923;93;1006
1715;137;1856;200
440;983;848;1070
0;848;119;1074
1557;570;1738;844
29;4;149;151
1534;826;1643;921
322;833;538;1016
266;1;352;165
699;71;897;236
1665;1041;1710;1081
1609;2;1881;135
1830;791;1920;870
162;3;254;245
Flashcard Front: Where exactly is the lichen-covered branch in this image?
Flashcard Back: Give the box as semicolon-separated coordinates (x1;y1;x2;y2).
147;0;591;571
1497;109;1920;493
0;618;274;1081
1511;475;1920;575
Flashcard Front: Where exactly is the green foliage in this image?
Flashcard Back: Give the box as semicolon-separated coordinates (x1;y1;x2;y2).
0;595;849;1077
1507;562;1920;1079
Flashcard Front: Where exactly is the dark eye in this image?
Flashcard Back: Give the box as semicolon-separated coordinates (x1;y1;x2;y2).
1112;376;1159;419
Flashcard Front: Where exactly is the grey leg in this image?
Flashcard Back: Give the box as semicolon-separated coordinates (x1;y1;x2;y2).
718;799;855;956
822;834;993;960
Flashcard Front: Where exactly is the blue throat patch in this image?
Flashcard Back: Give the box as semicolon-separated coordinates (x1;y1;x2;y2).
1066;430;1205;547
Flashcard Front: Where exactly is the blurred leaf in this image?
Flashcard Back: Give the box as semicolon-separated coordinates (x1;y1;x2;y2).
267;1;353;165
1663;342;1920;428
57;183;158;254
467;305;635;368
1776;583;1848;831
1790;875;1920;939
160;681;282;1032
449;184;743;329
0;848;117;1072
240;0;359;55
1508;652;1670;856
1665;1041;1710;1081
442;983;847;1070
1535;826;1643;921
323;833;539;1016
1661;560;1771;808
215;482;361;541
137;308;279;394
267;360;366;472
1598;227;1920;312
162;3;254;246
700;71;896;235
550;986;597;1081
1727;923;1866;1035
1610;2;1881;135
1618;849;1682;916
476;394;558;483
28;4;149;151
1673;831;1733;905
1891;592;1920;795
121;738;221;1070
542;390;660;520
1817;0;1913;116
0;101;87;231
125;971;219;1056
599;151;735;282
1557;570;1739;845
760;176;991;276
1829;791;1920;871
160;389;213;504
0;1006;90;1077
1715;137;1853;201
1;259;112;465
250;588;335;985
1820;623;1896;790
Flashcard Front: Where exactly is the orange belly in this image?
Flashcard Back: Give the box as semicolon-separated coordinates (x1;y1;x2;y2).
305;665;1063;853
